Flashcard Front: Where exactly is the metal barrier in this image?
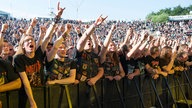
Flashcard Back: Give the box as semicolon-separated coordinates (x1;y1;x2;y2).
1;71;192;108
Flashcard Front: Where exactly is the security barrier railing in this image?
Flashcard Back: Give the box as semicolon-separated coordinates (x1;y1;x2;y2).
1;70;192;108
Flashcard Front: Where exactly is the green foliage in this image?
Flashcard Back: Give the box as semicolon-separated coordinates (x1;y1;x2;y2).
146;5;192;23
150;13;169;23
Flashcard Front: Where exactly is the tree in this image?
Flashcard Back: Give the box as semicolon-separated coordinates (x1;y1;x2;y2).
151;13;169;23
146;5;192;23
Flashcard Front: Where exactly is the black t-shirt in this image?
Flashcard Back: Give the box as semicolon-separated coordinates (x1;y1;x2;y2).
188;55;192;61
136;57;146;75
159;58;168;68
159;58;170;71
173;59;186;77
187;55;192;68
14;46;44;86
102;55;120;76
119;53;128;74
119;52;140;75
126;58;139;75
144;55;160;68
0;57;19;85
144;55;160;75
46;57;76;80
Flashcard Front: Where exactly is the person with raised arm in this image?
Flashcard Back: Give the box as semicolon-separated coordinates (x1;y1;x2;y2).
98;24;125;107
118;29;148;79
0;23;21;108
75;15;106;84
75;15;106;108
99;24;125;80
45;23;76;85
145;46;168;80
159;41;178;75
13;2;65;108
8;42;15;57
127;34;154;78
45;23;77;108
35;25;47;50
0;23;14;62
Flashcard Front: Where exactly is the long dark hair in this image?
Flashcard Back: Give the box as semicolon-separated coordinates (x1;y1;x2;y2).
119;44;130;56
106;51;120;65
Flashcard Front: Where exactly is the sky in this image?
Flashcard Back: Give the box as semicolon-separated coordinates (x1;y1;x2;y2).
0;0;191;21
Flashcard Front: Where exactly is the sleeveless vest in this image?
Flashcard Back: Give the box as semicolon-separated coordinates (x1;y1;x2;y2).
47;58;73;80
103;56;120;76
76;51;99;81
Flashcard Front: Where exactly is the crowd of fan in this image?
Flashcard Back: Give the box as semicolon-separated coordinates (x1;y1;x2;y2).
1;11;192;107
0;16;192;51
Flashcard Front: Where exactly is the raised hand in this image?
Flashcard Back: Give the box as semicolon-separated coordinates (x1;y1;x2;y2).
75;26;81;34
1;23;8;33
172;40;178;53
65;23;72;34
111;24;116;31
126;27;133;38
18;28;26;34
39;25;47;37
30;18;37;27
56;2;65;18
84;24;89;30
140;30;149;41
94;15;108;26
62;23;72;39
